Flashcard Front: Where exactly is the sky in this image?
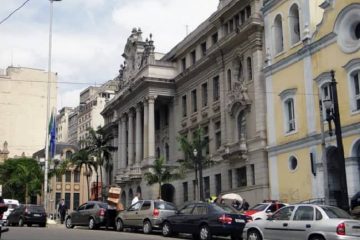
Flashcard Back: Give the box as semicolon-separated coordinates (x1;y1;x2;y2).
0;0;219;110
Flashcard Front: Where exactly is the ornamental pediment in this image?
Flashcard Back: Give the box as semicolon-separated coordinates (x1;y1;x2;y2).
227;81;251;115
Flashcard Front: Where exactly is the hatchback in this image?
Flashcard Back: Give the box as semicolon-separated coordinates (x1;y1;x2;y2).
2;199;19;226
243;204;360;240
7;204;46;227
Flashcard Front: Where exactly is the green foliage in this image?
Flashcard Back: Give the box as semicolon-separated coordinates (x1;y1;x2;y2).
48;159;71;179
0;158;43;203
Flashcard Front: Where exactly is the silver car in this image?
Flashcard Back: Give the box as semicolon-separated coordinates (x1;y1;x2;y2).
115;200;177;234
243;204;360;240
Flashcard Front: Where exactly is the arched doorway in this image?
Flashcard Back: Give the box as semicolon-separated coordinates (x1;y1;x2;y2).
161;184;175;202
136;186;142;196
121;191;127;208
128;188;134;205
350;139;360;196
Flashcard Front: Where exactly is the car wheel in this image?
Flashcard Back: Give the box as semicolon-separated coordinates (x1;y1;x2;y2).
247;230;262;240
310;235;325;240
199;225;211;240
115;219;124;232
143;220;152;234
27;223;32;227
88;218;96;230
65;217;74;229
18;218;24;227
162;221;173;237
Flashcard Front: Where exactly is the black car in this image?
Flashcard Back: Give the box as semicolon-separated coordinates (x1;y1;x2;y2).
351;191;360;210
65;201;116;230
7;204;46;227
161;202;252;240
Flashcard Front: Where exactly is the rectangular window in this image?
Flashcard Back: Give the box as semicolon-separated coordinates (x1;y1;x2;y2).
204;176;210;199
55;192;61;209
191;50;196;65
192;89;197;113
228;170;233;190
202;83;208;107
215;121;221;149
201;42;207;57
215;174;222;196
286;99;296;132
354;73;360;110
229;19;234;32
65;193;71;210
182;95;187;117
246;6;251;18
183;182;188;202
193;180;197;200
235;15;240;27
251;164;255;185
240;10;246;24
213;76;220;101
164;106;169;126
74;170;80;183
236;167;247;187
211;32;218;45
224;22;229;35
203;126;209;155
73;193;80;210
56;174;62;182
65;171;71;182
181;58;186;71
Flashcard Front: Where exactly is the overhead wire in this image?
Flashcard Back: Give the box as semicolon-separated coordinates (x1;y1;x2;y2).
0;0;31;25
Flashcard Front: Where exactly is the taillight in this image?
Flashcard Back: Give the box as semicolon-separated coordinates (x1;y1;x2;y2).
337;222;346;235
98;208;105;217
153;208;159;217
218;214;233;224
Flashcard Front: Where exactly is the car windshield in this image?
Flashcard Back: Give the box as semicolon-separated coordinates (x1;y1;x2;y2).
211;203;237;214
99;203;108;209
29;205;45;213
6;204;17;209
250;204;267;211
321;206;352;219
155;202;177;210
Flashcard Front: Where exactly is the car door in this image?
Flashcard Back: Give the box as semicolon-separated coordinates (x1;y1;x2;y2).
288;206;315;239
83;203;95;224
72;203;86;225
171;203;195;233
263;206;295;240
187;204;208;234
123;201;143;227
136;201;151;227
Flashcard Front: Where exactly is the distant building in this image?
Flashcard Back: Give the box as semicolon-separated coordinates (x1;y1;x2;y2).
0;141;9;163
56;107;73;143
0;67;57;157
67;107;79;146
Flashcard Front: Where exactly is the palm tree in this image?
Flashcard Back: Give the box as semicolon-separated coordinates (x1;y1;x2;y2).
70;149;95;200
177;127;210;201
144;157;180;198
48;159;70;179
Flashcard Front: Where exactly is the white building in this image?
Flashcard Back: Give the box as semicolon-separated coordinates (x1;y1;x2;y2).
56;107;73;143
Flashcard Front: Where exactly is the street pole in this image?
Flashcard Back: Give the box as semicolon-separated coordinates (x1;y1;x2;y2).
319;98;329;205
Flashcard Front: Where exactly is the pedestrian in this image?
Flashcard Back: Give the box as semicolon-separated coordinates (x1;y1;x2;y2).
232;200;241;210
242;199;250;211
131;192;140;205
58;199;67;224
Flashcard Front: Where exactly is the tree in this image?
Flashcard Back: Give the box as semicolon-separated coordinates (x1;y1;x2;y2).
144;157;180;198
0;158;43;203
70;149;95;200
84;127;117;199
177;127;210;201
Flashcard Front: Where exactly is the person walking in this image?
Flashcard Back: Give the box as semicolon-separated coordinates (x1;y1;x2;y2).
242;199;250;211
131;192;140;205
58;199;67;224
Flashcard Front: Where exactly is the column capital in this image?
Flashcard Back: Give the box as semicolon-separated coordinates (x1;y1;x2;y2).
121;115;127;122
147;95;157;104
128;110;135;118
136;102;142;112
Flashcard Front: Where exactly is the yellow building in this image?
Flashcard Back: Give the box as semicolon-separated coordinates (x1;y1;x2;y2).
263;0;360;208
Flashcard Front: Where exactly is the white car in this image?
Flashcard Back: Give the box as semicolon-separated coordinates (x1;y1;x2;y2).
2;199;19;225
244;202;287;220
243;204;360;240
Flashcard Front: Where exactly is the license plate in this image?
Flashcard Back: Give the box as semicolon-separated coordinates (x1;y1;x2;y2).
235;219;245;223
33;214;41;217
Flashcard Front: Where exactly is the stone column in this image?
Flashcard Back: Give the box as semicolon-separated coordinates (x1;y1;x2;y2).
148;96;156;160
128;111;135;166
143;99;149;159
117;119;122;173
121;116;127;169
135;104;143;163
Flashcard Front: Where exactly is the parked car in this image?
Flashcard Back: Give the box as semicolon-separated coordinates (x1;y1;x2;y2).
115;200;177;234
2;199;19;226
242;204;360;240
244;201;287;220
161;201;252;240
351;191;360;212
65;201;117;230
7;204;46;227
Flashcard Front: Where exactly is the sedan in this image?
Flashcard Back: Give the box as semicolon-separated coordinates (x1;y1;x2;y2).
162;201;252;240
243;204;360;240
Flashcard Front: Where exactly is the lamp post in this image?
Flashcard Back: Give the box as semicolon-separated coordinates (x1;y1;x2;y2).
44;0;61;212
322;70;349;211
193;148;204;201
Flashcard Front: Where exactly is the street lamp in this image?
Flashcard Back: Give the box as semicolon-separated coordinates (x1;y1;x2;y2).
44;0;61;212
193;148;204;201
322;70;349;211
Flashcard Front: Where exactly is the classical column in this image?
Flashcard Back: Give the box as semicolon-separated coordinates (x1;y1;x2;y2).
128;111;135;166
135;104;143;164
143;99;149;159
121;116;127;169
116;120;121;173
148;96;156;159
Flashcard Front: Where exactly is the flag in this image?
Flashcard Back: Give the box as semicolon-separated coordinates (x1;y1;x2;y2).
49;108;56;159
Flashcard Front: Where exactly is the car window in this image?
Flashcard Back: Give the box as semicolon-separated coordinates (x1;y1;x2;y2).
316;209;322;220
78;204;86;211
272;206;295;220
141;201;151;211
85;203;95;210
211;203;236;213
250;204;268;211
128;201;142;211
320;206;352;219
268;203;286;213
193;205;207;215
293;206;314;221
99;203;108;209
29;205;45;213
179;204;195;214
155;202;177;210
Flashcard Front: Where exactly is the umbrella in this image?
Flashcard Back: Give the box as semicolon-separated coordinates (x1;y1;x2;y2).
221;193;243;203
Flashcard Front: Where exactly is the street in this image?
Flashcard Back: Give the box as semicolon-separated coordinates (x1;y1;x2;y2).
2;224;231;240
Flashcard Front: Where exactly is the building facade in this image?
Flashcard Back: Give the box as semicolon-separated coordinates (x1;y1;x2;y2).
263;0;360;208
67;107;79;146
56;107;73;143
0;67;57;157
0;142;9;163
102;0;269;207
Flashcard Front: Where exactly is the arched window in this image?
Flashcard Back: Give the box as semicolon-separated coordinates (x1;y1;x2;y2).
247;57;253;81
121;191;127;207
284;98;296;133
237;111;246;141
288;156;298;171
156;147;161;159
65;150;72;160
128;188;134;205
227;69;232;90
289;4;301;45
274;14;284;54
237;61;243;81
165;143;170;162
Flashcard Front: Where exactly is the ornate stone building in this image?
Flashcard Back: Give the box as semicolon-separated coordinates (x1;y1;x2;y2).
0;142;9;163
101;0;268;206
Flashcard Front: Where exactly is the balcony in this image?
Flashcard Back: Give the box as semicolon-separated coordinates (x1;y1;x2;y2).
129;166;142;180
